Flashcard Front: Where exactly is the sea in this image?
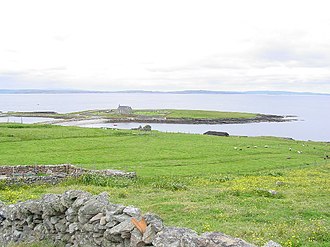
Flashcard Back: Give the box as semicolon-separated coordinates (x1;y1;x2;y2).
0;93;329;142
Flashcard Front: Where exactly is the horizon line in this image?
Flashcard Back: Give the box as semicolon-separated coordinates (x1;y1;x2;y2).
0;88;329;96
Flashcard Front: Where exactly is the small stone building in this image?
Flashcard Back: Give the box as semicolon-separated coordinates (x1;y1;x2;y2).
116;105;133;115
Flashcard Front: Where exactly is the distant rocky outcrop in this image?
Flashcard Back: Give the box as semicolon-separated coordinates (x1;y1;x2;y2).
203;131;229;137
0;190;281;247
131;125;152;131
106;114;293;125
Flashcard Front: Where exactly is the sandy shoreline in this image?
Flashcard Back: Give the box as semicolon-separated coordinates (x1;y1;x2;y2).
43;118;109;126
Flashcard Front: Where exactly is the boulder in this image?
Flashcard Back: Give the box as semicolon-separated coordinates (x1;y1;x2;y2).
153;228;256;247
105;219;135;236
199;232;257;247
142;125;152;131
263;240;283;247
61;190;91;208
203;131;229;137
152;227;199;246
42;194;66;216
89;212;104;223
106;204;125;215
78;192;110;223
143;224;156;244
130;228;144;247
143;213;164;233
123;206;141;217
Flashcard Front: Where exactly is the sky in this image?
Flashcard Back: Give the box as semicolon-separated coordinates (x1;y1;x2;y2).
1;0;330;93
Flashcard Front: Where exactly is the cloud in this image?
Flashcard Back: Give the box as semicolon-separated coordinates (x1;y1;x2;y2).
0;0;330;93
254;41;330;68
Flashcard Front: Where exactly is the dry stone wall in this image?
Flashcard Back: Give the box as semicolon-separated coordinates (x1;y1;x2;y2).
0;164;136;185
0;190;281;247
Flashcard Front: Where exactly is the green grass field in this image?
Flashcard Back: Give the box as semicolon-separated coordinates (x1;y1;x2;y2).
133;109;257;119
0;123;329;246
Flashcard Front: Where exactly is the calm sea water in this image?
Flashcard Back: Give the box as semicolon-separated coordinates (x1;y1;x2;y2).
0;116;54;124
0;93;329;141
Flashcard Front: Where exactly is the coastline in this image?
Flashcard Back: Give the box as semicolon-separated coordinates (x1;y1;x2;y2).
2;109;297;127
101;114;294;125
44;114;296;127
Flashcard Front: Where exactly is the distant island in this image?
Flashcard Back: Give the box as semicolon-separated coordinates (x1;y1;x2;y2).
0;89;329;96
2;107;296;125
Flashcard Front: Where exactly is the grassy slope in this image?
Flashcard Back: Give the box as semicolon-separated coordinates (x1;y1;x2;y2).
0;123;329;246
133;109;257;119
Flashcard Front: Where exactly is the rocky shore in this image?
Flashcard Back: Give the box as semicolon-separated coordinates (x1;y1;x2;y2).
103;114;294;125
47;114;295;128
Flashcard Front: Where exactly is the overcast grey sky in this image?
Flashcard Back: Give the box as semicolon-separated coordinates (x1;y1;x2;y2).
1;0;330;93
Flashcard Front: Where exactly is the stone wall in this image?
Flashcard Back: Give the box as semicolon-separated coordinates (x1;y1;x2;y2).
0;164;136;185
0;164;79;175
0;190;281;247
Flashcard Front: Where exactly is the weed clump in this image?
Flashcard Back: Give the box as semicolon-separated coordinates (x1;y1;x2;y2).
70;174;137;188
151;177;188;191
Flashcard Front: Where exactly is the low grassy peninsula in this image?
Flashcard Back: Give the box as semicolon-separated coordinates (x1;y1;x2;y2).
0;123;329;246
4;108;293;124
